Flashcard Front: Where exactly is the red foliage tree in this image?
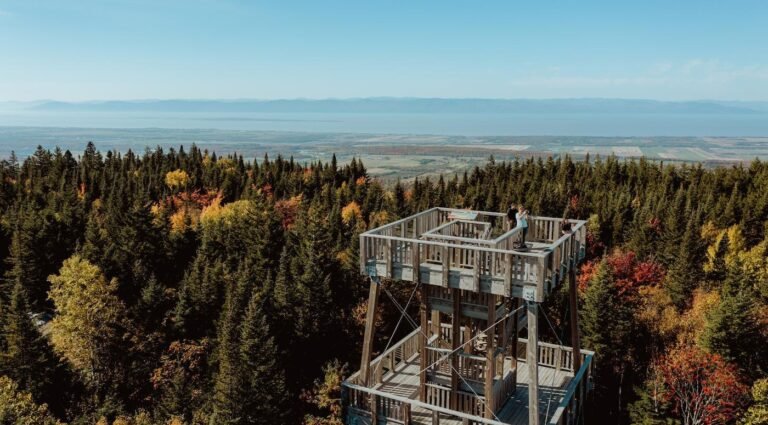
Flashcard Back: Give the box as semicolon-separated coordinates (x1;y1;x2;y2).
578;249;665;298
657;345;748;425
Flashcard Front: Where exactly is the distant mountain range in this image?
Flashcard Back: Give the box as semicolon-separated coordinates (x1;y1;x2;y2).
3;98;768;114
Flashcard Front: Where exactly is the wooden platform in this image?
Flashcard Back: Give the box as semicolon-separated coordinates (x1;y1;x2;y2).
359;207;587;302
369;355;573;425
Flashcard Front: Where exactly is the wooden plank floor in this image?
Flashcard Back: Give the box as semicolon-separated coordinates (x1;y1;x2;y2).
497;360;571;424
371;356;572;425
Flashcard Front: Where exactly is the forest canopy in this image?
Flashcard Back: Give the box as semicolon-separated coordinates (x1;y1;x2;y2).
0;144;766;424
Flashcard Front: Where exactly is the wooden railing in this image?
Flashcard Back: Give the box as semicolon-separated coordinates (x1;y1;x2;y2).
512;339;594;424
425;345;487;382
343;381;511;425
516;338;595;373
346;328;421;387
360;207;587;302
547;354;593;425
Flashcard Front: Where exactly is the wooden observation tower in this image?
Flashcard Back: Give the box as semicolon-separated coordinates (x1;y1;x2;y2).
342;208;594;425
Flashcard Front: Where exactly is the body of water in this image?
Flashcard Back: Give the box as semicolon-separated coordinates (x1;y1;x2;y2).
1;110;768;137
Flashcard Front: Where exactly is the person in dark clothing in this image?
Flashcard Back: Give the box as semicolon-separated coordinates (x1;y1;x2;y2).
506;204;518;231
561;218;573;235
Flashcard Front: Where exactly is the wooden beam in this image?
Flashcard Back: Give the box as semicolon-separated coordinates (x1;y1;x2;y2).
370;393;378;425
473;250;481;292
568;266;582;372
360;278;380;387
441;245;450;288
419;286;429;402
527;301;539;425
464;318;473;355
510;298;519;395
413;241;421;285
499;299;508;377
484;294;496;419
431;310;441;341
450;288;461;409
402;403;411;425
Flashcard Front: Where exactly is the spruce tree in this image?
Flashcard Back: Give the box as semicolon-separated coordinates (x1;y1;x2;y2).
700;261;766;378
211;279;246;424
0;280;53;399
239;290;288;424
665;215;703;309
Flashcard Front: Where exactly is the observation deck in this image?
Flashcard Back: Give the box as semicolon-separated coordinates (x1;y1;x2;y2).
359;208;587;302
346;208;593;425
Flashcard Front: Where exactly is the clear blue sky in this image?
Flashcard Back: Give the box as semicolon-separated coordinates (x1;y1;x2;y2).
1;0;767;101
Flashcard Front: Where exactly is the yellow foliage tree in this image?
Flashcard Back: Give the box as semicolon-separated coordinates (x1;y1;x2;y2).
341;201;362;225
678;289;721;346
47;255;128;387
635;286;681;345
0;376;61;425
165;169;190;190
200;199;253;228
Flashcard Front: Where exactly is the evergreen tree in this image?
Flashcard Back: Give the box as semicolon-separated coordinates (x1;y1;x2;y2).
239;290;288;424
0;280;54;399
700;261;766;378
664;215;703;309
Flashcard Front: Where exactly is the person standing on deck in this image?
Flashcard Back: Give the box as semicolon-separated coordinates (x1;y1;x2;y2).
506;203;518;231
516;206;529;247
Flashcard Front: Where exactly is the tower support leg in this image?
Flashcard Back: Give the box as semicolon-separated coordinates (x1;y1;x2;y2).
360;277;380;387
484;295;497;419
419;286;429;401
450;288;461;409
527;301;539;425
569;266;582;372
510;298;519;384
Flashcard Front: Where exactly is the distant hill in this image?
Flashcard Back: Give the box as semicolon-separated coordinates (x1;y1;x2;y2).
26;98;764;114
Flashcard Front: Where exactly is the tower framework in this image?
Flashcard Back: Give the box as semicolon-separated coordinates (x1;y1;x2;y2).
343;208;595;425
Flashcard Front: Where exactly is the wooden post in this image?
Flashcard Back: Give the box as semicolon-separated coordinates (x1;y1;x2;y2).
442;245;450;287
473;249;481;292
527;301;540;425
500;301;509;378
419;286;429;401
431;310;441;341
413;240;421;284
402;403;412;425
504;253;513;296
569;266;582;372
450;288;461;409
360;277;380;387
464;318;473;355
484;295;496;419
370;393;378;425
511;298;519;394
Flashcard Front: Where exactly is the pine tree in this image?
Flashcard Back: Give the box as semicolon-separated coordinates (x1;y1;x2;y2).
239;290;288;424
580;260;635;419
664;215;703;309
211;268;251;424
0;280;53;398
700;261;766;378
211;288;244;424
